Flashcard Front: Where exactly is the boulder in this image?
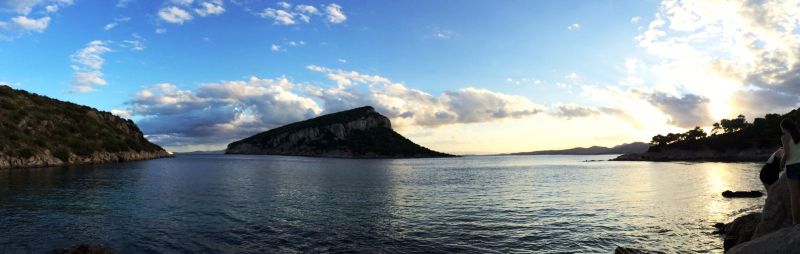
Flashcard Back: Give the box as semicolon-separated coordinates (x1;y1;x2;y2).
752;174;793;238
613;246;665;254
721;212;761;250
53;244;114;254
728;225;800;254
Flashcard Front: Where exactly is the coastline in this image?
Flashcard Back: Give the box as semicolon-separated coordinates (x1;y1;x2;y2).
0;150;172;170
611;149;775;163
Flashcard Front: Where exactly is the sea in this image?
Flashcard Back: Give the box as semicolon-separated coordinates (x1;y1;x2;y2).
0;154;765;253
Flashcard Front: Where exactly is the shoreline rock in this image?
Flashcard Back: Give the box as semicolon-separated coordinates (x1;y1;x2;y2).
612;149;774;162
0;150;172;170
720;174;795;253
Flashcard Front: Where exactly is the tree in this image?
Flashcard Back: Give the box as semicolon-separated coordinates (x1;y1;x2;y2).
651;134;669;146
720;114;750;133
684;126;707;140
711;122;722;135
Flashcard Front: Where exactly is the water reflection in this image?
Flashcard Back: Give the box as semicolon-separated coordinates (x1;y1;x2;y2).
0;155;764;253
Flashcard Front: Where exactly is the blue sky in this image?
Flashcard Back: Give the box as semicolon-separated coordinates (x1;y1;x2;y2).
1;0;798;153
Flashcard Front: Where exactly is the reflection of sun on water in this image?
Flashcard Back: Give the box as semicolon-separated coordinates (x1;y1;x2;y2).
705;164;735;217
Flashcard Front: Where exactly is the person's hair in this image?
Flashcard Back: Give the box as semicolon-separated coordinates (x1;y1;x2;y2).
781;118;800;144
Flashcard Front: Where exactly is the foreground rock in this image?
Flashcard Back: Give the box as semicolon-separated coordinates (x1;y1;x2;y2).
0;85;170;169
728;225;800;253
613;246;664;254
53;244;113;254
721;174;794;252
226;106;453;158
717;212;760;251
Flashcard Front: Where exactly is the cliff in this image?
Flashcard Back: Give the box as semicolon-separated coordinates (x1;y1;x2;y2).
0;85;170;169
225;106;453;158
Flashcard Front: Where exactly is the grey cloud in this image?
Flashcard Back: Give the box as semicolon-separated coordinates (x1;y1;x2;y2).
643;92;713;128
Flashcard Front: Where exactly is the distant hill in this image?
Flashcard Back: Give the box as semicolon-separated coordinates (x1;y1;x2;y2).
505;142;650;156
0;85;170;169
225;106;453;158
614;107;800;162
175;150;225;155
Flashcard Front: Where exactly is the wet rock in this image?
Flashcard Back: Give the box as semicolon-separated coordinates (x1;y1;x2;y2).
53;244;114;254
728;225;800;254
722;190;763;198
718;213;760;252
752;174;792;238
613;246;664;254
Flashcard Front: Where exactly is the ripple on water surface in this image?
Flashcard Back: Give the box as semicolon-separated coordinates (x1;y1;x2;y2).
0;154;763;253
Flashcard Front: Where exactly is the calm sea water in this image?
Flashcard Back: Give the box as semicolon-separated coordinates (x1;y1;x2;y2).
0;154;764;253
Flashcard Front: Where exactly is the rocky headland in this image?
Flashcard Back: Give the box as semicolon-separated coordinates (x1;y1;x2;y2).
226;106;453;158
0;85;170;169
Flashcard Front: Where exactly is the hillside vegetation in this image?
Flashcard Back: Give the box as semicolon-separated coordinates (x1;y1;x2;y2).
615;107;800;162
0;85;164;164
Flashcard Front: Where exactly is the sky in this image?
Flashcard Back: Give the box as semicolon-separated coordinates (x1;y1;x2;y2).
1;0;799;154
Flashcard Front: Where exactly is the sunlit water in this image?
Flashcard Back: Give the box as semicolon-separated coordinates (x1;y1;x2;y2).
0;154;764;253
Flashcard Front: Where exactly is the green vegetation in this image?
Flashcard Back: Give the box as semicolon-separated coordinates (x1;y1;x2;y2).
648;109;800;152
0;85;163;160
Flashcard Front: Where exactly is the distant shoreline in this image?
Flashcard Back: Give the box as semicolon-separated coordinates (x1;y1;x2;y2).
611;148;774;163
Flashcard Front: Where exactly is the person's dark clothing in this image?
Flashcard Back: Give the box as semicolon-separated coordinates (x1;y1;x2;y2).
761;152;782;186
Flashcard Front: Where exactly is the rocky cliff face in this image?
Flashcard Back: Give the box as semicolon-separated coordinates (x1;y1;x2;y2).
0;85;170;169
226;106;452;158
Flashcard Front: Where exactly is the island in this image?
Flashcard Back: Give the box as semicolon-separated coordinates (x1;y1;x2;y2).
0;85;170;169
225;106;453;158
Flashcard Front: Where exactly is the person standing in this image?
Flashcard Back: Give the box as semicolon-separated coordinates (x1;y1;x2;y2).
780;118;800;224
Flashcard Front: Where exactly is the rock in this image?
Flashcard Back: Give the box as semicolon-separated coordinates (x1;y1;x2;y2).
53;244;114;254
722;190;764;198
225;106;453;158
752;174;793;238
613;246;664;254
719;212;761;251
728;225;800;254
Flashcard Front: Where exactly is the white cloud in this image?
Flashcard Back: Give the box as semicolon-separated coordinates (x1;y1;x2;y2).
567;23;580;30
194;1;224;17
111;109;133;119
259;3;346;25
630;16;641;23
70;40;111;93
277;1;291;9
325;3;346;23
0;0;73;39
155;28;167;34
270;44;283;51
259;8;296;25
159;6;193;24
11;16;49;32
103;16;131;31
123;66;542;149
632;0;800;122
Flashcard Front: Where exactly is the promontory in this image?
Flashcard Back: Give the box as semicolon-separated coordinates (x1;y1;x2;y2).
0;85;170;169
225;106;453;158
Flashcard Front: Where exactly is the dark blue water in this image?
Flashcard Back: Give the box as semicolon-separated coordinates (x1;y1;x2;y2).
0;155;763;253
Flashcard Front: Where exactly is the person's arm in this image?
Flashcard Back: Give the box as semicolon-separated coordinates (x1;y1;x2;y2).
781;135;790;170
